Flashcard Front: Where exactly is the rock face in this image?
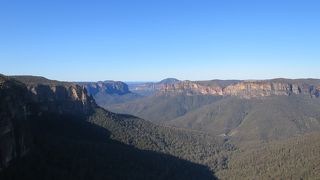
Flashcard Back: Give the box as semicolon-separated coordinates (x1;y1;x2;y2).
13;76;96;115
162;81;223;96
0;75;96;170
78;81;131;96
129;78;181;96
27;84;95;115
76;81;143;107
0;76;31;171
160;79;320;98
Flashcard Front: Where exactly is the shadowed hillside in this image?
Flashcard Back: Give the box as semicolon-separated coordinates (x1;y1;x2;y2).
1;112;217;180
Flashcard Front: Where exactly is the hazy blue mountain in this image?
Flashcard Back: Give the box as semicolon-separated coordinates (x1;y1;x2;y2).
128;78;181;96
77;81;143;107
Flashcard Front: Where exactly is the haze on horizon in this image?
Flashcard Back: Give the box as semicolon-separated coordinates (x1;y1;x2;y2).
1;0;319;81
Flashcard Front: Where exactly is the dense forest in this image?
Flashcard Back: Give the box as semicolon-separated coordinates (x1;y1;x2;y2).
218;133;320;179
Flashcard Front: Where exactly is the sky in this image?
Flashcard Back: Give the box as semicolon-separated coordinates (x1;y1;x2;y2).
0;0;319;82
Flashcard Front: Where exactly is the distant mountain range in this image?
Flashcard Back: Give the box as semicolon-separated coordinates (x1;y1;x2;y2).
76;81;142;106
90;78;320;100
78;80;131;95
70;78;320;142
106;78;320;142
159;79;320;98
74;78;182;107
128;78;181;96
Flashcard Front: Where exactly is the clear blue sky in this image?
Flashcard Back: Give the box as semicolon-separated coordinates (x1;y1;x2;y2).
0;0;319;81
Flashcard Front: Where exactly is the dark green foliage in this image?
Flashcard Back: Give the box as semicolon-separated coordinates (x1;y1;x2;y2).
89;108;235;170
0;112;217;180
217;133;320;179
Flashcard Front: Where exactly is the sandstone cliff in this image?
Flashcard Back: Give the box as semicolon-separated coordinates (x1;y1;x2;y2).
129;78;181;96
162;80;223;96
0;75;97;170
13;76;97;115
159;79;320;98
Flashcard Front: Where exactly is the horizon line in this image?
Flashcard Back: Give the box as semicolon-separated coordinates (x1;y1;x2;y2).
5;74;320;83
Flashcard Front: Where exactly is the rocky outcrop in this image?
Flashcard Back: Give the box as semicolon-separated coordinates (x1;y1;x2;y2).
0;75;97;170
162;81;223;96
159;79;320;98
13;76;97;115
78;81;131;96
27;84;95;115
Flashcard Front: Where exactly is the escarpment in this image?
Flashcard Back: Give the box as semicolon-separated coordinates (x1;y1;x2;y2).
78;81;131;96
159;79;320;98
12;76;97;115
0;75;97;170
0;76;31;171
